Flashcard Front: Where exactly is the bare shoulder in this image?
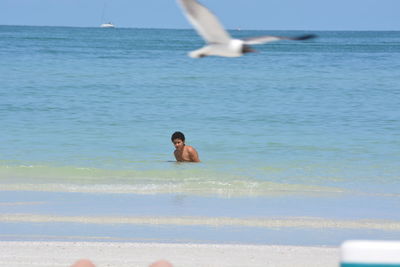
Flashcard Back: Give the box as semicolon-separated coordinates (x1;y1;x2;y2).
185;145;200;162
185;145;196;152
185;145;199;155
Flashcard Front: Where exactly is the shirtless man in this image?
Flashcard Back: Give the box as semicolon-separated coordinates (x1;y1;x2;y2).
171;131;200;162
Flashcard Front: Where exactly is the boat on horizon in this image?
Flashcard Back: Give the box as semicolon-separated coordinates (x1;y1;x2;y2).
100;22;115;28
100;3;115;28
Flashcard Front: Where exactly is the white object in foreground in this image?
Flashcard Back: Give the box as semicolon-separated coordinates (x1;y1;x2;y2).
341;240;400;266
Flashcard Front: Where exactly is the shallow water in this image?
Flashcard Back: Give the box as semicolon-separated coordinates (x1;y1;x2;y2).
1;26;399;245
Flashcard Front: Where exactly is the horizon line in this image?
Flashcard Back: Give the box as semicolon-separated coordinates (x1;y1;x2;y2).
1;24;399;32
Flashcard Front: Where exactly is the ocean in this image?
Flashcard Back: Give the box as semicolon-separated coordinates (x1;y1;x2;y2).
0;25;399;245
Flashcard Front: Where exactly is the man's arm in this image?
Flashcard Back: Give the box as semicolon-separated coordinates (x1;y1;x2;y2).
174;150;181;162
188;147;200;162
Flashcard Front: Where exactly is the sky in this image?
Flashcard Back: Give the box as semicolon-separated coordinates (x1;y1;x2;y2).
0;0;399;31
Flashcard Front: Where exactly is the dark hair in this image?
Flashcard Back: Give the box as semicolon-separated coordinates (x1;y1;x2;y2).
171;131;185;142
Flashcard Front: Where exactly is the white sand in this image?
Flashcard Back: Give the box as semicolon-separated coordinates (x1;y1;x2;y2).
0;241;339;267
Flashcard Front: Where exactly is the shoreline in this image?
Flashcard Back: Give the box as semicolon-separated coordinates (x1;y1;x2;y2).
0;241;340;267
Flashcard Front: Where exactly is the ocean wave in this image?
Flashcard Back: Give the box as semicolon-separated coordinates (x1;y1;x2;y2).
1;214;400;231
0;164;344;197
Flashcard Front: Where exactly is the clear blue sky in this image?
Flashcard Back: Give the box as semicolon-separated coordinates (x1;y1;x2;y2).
0;0;399;30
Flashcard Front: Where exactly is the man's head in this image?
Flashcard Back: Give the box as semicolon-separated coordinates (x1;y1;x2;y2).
171;131;185;150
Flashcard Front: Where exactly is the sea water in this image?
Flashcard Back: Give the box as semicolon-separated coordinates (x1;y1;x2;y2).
0;26;399;245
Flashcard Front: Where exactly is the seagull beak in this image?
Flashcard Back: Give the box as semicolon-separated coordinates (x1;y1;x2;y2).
242;44;256;54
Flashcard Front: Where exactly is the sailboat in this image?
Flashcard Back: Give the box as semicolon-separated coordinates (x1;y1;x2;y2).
100;4;115;28
100;22;115;28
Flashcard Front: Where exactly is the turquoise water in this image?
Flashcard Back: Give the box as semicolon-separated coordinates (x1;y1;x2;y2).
1;26;399;245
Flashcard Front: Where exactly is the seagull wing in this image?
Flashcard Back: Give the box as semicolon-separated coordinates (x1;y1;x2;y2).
243;34;316;45
177;0;232;44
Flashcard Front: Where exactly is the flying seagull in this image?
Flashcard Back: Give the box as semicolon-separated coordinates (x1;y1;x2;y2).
177;0;316;58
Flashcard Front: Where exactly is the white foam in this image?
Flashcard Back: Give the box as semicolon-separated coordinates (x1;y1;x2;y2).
0;182;344;197
1;214;400;231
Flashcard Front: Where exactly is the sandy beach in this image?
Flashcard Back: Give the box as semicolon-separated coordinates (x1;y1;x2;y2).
0;241;339;267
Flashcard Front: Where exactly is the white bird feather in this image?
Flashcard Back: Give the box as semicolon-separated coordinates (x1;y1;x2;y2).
177;0;316;58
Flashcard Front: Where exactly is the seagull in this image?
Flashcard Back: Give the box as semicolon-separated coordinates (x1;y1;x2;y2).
177;0;316;58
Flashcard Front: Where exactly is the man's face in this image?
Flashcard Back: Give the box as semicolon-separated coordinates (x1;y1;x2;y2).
173;138;185;150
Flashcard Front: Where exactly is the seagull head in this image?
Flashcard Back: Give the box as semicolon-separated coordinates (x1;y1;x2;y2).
242;44;256;54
